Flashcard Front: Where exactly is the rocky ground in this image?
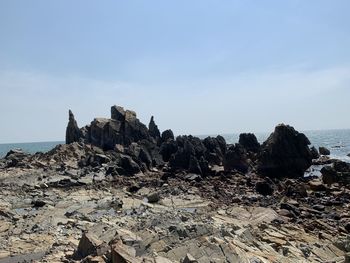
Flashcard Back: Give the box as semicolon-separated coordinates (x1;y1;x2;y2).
0;105;349;262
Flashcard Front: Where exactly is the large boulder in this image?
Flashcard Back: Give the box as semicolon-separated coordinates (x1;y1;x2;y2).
257;124;313;178
238;133;260;153
66;110;82;144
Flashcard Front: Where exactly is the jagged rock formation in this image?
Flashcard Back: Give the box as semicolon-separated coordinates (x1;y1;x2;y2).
238;133;260;153
65;110;82;144
148;116;161;139
223;144;249;173
257;124;313;178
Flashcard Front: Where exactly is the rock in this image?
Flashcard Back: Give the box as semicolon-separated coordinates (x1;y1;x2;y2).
203;136;226;165
66;110;82;144
257;124;313;178
159;140;178;162
149;116;161;139
310;146;319;159
147;192;160;203
321;166;338;185
319;146;330;156
182;253;197;263
4;149;29;167
223;144;249;173
161;129;174;143
309;180;327;191
188;155;202;175
86;106;152;150
118;155;140;175
77;232;103;258
239;133;260;153
255;180;274;196
111;241;141;263
111;105;126;122
31;199;46;208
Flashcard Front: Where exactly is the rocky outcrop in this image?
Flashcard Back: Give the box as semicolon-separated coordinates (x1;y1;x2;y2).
161;129;175;143
319;146;330;155
203;136;226;165
257;124;313;178
148;116;161;139
80;106;152;150
223;144;249;173
238;133;260;153
66;110;82;144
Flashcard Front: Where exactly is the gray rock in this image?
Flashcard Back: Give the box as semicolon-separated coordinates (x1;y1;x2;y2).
319;146;330;155
65;110;82;144
239;133;260;153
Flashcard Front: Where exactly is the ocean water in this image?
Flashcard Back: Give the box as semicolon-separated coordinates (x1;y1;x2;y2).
0;141;64;158
0;129;349;162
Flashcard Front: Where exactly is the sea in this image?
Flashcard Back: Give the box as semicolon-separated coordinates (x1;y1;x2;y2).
0;129;350;162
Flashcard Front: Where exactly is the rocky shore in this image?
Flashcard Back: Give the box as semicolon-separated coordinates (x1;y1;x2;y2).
0;105;349;263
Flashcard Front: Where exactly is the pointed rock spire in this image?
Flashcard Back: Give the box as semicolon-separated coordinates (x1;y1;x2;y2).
148;116;161;139
65;110;82;144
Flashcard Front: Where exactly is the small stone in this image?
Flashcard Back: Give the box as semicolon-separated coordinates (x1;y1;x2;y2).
147;192;160;203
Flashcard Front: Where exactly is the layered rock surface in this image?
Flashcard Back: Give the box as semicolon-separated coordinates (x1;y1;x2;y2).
1;105;348;262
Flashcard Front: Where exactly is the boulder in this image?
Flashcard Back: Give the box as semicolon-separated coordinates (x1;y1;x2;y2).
310;146;319;159
319;146;330;156
257;124;313;178
149;116;161;139
223;144;249;173
161;129;174;142
321;166;338;185
65;110;82;144
238;133;260;153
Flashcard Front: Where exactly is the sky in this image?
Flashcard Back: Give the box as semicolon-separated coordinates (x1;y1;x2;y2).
0;0;349;143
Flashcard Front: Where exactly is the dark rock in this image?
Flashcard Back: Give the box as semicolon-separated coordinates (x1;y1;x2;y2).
87;106;151;150
5;149;29;167
147;192;160;203
310;146;319;159
31;199;46;208
319;146;330;156
203;136;226;165
66;110;82;144
118;154;140;176
161;129;175;142
255;180;274;196
159;140;178;162
239;133;260;153
321;166;338;185
257;124;313;178
111;105;126;122
223;144;249;173
188;155;202;175
148;116;161;139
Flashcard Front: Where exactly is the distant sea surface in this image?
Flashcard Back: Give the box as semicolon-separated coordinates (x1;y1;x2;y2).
0;129;350;162
0;141;64;158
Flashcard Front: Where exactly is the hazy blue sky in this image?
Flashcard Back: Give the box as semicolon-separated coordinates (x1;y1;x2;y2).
0;0;349;143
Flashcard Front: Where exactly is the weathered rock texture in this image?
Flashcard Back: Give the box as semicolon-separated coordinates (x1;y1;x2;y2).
257;124;313;178
65;110;82;144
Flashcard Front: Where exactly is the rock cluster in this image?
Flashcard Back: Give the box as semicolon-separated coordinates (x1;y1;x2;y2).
1;105;347;262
